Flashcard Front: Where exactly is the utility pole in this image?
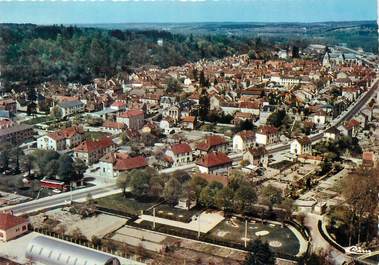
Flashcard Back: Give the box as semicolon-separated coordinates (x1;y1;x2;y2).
153;207;156;229
244;219;248;248
70;182;73;204
197;215;200;239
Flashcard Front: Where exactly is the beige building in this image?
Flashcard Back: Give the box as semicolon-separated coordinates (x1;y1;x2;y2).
0;213;29;241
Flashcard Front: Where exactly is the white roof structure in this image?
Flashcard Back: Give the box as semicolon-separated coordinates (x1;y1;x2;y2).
25;236;120;265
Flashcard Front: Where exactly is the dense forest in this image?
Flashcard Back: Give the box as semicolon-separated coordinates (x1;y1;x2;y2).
0;24;267;88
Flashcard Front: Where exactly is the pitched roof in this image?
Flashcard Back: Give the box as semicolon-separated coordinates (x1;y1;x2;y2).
344;119;360;130
103;121;126;129
119;109;144;118
295;136;311;145
0;213;28;230
247;146;267;157
182;116;196;123
197;135;228;152
58;100;84;108
114;156;147;171
196;152;232;168
47;127;84;141
257;125;278;135
74;136;113;153
236;130;255;140
170;143;192;154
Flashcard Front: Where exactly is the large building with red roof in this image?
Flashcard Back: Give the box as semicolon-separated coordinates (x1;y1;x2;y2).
74;136;114;165
116;109;145;130
0;213;29;242
196;135;229;154
256;125;280;145
164;143;193;167
99;152;147;177
37;126;84;151
196;152;232;175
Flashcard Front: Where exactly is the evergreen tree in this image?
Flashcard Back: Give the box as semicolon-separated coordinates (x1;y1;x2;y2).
244;239;275;265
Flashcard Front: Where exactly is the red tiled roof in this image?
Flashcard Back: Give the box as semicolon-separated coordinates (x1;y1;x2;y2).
101;152;129;163
196;152;232;168
362;151;375;161
239;101;261;109
111;101;126;107
103;121;126;129
74;136;113;153
197;135;228;152
114;156;147;171
236;130;255;140
0;119;14;129
47;127;84;141
257;125;278;135
295;136;311;145
0;213;28;230
171;143;192;154
119;109;144;118
182;116;196;123
247;146;267;157
344;119;360;130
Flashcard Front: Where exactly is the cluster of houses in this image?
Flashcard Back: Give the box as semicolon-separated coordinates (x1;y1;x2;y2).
0;45;376;191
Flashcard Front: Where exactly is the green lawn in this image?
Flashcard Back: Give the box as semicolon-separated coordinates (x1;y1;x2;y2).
85;131;111;140
95;194;158;215
22;116;53;125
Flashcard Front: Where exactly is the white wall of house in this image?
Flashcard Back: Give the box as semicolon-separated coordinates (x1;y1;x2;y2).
99;161;115;178
37;136;64;151
313;115;326;125
290;140;311;155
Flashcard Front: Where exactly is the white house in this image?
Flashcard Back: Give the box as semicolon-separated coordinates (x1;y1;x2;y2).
37;127;84;151
323;127;340;141
313;110;327;126
256;125;280;145
243;146;268;168
165;143;192;167
232;130;255;152
290;136;312;156
99;152;147;178
116;109;145;130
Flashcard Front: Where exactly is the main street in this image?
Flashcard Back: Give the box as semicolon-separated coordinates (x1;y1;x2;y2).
0;183;118;215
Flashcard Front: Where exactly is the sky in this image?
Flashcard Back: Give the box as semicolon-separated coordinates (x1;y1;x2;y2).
0;0;376;24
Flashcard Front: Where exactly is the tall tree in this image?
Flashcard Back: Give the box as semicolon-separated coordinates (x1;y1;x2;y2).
163;177;182;205
244;239;275;265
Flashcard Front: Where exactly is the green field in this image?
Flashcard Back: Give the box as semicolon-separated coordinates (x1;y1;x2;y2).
95;194;158;215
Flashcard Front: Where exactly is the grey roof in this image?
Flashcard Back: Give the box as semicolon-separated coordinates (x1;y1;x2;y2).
0;124;33;137
25;236;120;265
58;100;84;109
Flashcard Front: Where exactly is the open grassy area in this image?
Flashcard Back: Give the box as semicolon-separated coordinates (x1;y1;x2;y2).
22;116;53;125
95;194;158;215
85;131;111;140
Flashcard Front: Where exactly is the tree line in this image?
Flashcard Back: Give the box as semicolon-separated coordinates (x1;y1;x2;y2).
0;24;271;90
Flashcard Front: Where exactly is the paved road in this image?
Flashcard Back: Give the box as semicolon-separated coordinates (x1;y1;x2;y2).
0;184;117;215
267;77;379;154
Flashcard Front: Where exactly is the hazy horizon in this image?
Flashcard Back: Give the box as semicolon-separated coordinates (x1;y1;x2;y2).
0;0;376;25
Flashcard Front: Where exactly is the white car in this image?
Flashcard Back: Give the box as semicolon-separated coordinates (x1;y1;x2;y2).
52;189;62;194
